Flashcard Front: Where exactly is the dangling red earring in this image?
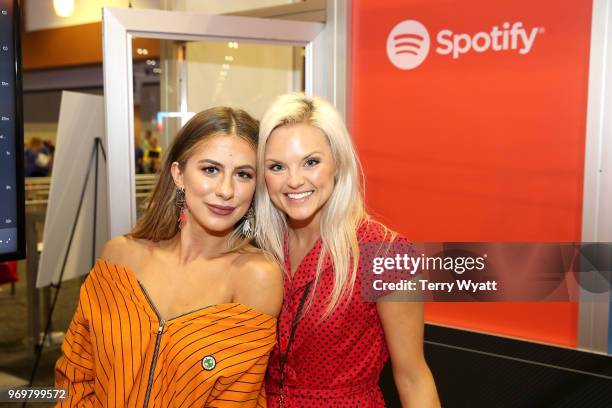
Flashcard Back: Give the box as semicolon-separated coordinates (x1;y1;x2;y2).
179;208;187;229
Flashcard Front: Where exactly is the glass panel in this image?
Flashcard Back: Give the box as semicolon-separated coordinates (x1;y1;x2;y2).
131;37;304;215
184;40;304;119
131;45;161;172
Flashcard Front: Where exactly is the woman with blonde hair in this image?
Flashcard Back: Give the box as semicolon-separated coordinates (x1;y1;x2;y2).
55;107;283;407
256;93;440;407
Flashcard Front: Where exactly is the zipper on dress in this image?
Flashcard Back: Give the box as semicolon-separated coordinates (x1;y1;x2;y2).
138;282;165;408
136;281;223;407
143;319;164;408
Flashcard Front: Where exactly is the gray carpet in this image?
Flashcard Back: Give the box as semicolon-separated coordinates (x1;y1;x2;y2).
0;261;81;408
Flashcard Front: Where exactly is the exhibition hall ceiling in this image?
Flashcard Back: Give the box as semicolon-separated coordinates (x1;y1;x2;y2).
25;0;300;31
25;0;158;31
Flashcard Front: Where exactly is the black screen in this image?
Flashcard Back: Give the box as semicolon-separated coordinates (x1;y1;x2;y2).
0;0;24;261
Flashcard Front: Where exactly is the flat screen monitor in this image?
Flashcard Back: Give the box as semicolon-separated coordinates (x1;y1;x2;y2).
0;0;24;262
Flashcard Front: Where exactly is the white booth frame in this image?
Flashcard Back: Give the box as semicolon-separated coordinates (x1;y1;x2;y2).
579;0;612;353
101;5;351;238
102;2;612;354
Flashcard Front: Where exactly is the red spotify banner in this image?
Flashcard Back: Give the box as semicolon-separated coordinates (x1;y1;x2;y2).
350;0;593;347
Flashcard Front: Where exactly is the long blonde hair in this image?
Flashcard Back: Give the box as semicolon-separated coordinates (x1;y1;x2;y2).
255;93;369;318
130;107;259;251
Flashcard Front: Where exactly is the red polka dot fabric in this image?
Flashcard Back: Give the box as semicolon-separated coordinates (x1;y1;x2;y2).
266;221;407;407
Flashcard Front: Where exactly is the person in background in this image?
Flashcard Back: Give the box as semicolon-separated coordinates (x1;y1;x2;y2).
134;131;144;174
141;130;153;172
135;141;145;174
43;139;56;175
55;107;283;407
256;93;440;407
145;135;163;173
24;136;50;177
142;129;153;151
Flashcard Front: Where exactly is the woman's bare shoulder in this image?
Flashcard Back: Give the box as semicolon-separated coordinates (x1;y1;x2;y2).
231;248;284;317
100;235;149;267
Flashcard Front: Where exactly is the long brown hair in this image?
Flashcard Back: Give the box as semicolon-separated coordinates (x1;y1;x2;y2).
130;107;259;248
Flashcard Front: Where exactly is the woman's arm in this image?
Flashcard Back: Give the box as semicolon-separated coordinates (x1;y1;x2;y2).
55;287;97;407
377;301;441;408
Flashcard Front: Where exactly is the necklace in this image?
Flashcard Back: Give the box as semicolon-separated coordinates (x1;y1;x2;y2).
277;281;312;407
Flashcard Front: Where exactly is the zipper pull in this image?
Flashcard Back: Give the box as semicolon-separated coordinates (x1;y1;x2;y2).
157;321;164;334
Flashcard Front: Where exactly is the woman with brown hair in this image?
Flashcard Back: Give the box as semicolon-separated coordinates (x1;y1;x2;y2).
55;107;283;407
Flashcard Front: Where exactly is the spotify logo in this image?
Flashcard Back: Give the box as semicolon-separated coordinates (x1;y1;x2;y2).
386;20;430;70
387;19;543;70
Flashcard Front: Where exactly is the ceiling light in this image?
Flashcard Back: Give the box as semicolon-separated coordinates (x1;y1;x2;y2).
53;0;75;17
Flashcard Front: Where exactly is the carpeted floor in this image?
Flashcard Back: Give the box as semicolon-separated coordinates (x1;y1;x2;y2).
0;261;81;408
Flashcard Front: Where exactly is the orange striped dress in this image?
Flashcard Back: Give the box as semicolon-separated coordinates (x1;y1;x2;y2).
55;259;276;407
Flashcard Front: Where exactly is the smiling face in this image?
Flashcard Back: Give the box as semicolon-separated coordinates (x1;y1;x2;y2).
264;123;337;227
172;133;256;234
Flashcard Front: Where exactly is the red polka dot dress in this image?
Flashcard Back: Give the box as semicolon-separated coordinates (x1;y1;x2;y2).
266;221;397;407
